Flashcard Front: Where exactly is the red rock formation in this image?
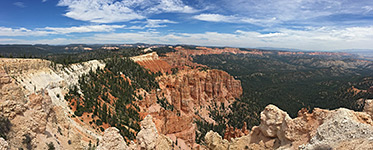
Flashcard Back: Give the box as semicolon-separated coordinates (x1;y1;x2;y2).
223;122;250;141
131;49;243;148
137;59;172;73
135;68;242;148
131;52;173;73
163;52;206;70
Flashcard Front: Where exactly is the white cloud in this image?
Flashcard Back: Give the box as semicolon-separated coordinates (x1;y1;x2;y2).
241;17;278;25
13;2;26;8
0;25;125;36
57;0;145;23
193;14;238;22
2;25;373;50
42;0;47;2
144;19;177;28
127;19;177;29
146;0;197;14
126;26;145;29
363;6;373;14
83;26;373;50
57;0;197;23
218;0;373;26
193;13;278;26
43;25;125;34
0;27;52;36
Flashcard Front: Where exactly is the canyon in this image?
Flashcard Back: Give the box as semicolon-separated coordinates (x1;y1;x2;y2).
0;48;244;149
0;47;372;150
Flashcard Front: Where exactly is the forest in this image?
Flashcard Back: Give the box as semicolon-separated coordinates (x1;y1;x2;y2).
64;56;159;141
193;52;373;143
194;53;373;116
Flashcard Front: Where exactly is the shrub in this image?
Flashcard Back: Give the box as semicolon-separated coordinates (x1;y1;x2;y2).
46;142;55;150
22;134;32;150
0;115;11;139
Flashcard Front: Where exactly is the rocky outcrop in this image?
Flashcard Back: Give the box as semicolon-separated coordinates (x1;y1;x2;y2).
0;68;27;119
97;127;128;150
364;99;373;118
155;134;173;150
0;59;51;76
0;58;103;149
0;68;11;85
158;69;242;113
136;115;174;150
97;115;174;150
131;52;159;62
138;68;242;148
205;131;229;150
0;138;8;150
137;115;159;150
131;52;173;73
132;53;243;149
130;47;244;149
302;108;373;149
6;92;54;149
223;123;249;141
204;104;373;150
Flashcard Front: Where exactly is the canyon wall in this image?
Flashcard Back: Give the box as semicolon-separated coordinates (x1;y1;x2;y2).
133;52;243;149
131;52;173;73
0;58;105;149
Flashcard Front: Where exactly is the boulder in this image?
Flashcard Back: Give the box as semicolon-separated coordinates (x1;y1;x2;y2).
364;99;373;118
97;127;127;150
302;108;373;149
136;115;159;150
204;131;229;150
0;138;8;150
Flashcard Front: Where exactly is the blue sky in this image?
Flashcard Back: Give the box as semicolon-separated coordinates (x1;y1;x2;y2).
0;0;373;50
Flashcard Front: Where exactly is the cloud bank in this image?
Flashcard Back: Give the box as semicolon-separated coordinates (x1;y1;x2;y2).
2;26;373;50
57;0;197;23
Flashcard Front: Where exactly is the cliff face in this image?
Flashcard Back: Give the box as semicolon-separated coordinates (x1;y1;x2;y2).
136;68;242;148
158;69;242;113
131;52;242;148
0;67;26;120
205;103;373;150
131;52;173;73
0;58;104;149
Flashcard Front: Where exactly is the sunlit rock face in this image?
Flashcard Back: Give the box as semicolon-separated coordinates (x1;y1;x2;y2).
205;104;373;150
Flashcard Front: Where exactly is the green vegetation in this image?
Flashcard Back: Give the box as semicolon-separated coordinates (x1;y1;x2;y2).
195;99;261;144
87;140;96;150
22;134;32;150
195;102;227;144
65;56;159;141
0;115;11;140
171;67;179;75
0;45;146;66
46;142;55;150
194;53;373;117
47;48;143;66
156;96;174;111
193;52;373;143
152;47;175;56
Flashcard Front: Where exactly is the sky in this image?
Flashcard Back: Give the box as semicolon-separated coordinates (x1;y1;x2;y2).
0;0;373;50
